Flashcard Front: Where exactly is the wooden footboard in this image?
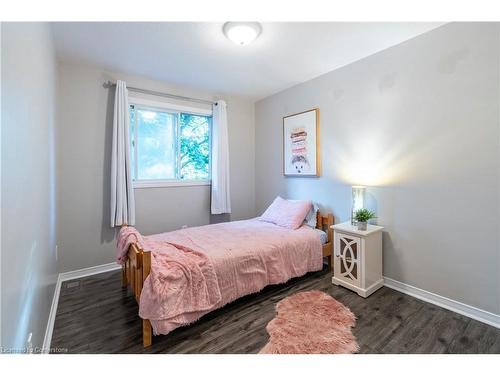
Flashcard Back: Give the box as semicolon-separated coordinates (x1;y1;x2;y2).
121;212;334;348
121;242;153;348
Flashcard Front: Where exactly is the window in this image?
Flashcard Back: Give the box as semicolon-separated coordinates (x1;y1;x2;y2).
129;101;211;187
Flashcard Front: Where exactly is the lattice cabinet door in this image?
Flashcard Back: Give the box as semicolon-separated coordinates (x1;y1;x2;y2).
334;232;362;287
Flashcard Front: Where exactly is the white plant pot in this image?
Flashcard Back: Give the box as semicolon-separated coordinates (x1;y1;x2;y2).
356;222;367;231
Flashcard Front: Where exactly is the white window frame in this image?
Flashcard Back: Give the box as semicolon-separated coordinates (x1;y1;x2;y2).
129;96;212;189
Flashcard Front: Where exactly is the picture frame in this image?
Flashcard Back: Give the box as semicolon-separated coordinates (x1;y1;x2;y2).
283;108;320;177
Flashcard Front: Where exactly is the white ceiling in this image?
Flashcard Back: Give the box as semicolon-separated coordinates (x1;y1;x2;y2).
52;22;443;101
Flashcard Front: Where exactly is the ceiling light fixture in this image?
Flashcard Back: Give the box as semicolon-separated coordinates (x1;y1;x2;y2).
223;22;262;46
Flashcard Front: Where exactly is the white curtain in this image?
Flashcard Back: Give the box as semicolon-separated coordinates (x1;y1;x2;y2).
211;100;231;214
110;80;135;226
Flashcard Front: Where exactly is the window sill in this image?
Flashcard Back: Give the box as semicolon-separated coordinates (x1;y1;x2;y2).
133;180;211;189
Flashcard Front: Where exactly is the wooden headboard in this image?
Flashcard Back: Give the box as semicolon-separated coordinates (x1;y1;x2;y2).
316;212;334;243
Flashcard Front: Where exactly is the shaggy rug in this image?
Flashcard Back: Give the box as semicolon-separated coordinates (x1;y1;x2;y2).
260;290;359;354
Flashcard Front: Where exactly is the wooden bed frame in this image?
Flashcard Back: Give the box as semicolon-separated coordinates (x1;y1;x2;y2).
121;212;334;348
317;212;335;271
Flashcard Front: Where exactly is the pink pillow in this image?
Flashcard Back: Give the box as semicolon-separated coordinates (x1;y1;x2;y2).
260;196;312;230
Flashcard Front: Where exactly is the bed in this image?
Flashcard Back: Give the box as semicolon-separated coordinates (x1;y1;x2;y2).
119;211;334;348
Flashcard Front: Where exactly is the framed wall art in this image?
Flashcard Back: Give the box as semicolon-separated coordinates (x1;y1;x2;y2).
283;108;320;177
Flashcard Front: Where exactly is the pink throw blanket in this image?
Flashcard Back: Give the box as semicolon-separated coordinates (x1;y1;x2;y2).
117;219;322;335
116;226;221;321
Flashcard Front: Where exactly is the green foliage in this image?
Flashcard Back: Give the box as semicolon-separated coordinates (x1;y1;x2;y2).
179;113;210;180
354;208;376;223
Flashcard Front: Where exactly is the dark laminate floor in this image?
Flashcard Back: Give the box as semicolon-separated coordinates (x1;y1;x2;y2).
51;267;500;354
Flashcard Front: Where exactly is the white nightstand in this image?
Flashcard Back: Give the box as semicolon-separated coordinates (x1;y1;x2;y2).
331;222;384;298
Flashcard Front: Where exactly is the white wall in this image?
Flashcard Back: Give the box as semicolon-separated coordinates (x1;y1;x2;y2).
1;22;58;349
56;62;255;272
255;23;500;314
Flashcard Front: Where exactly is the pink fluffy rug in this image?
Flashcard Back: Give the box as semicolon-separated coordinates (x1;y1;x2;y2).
260;290;359;354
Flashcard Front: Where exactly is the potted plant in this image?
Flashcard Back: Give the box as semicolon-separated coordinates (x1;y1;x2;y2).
354;208;376;230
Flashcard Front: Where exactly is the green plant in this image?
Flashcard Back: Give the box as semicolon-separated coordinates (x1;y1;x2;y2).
354;208;376;223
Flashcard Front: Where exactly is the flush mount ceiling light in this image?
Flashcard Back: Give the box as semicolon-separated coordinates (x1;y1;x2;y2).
223;22;262;46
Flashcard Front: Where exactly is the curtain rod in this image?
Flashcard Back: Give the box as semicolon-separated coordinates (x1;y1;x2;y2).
103;81;217;106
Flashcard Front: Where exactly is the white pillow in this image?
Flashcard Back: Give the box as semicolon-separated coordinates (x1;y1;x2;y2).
305;202;319;227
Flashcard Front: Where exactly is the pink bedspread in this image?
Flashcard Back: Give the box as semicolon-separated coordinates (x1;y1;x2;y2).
117;218;323;335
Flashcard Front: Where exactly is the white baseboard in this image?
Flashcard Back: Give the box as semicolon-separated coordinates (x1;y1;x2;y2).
42;262;121;353
42;274;62;354
59;262;121;282
384;276;500;329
